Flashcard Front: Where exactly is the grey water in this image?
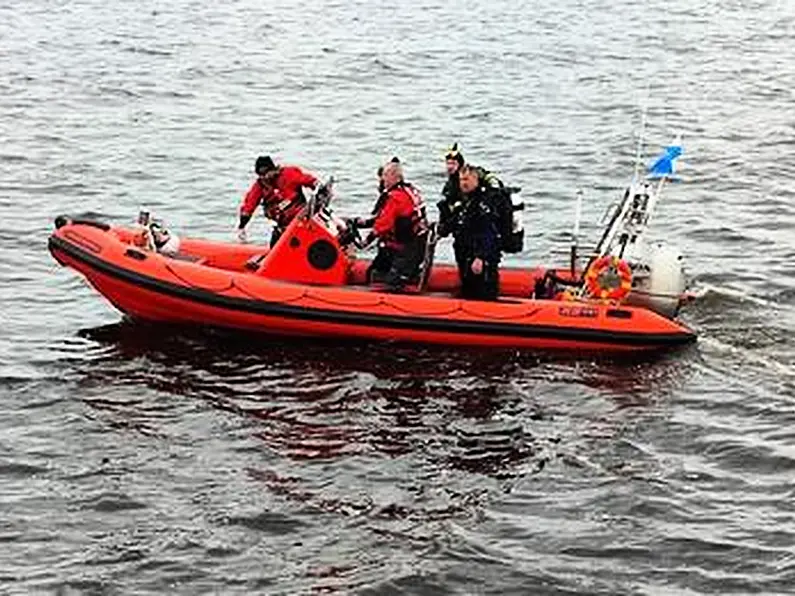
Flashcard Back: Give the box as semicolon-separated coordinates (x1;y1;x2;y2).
2;0;795;593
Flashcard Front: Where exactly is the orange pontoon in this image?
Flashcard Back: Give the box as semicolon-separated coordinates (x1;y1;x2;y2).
48;193;696;354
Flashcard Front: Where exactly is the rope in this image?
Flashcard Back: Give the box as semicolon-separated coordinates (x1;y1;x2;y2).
306;288;541;321
459;304;543;321
375;298;461;318
164;262;235;294
302;291;384;310
231;278;308;304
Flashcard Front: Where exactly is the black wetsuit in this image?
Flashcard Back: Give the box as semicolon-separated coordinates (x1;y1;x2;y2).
445;186;502;300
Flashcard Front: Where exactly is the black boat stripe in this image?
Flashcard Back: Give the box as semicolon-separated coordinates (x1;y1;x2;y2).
49;235;695;346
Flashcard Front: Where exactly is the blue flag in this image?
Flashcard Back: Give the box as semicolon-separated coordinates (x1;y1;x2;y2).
647;143;683;179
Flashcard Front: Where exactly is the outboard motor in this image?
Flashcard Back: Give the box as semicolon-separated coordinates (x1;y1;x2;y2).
622;241;687;319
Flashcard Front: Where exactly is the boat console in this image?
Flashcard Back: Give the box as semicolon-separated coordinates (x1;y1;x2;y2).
254;179;356;286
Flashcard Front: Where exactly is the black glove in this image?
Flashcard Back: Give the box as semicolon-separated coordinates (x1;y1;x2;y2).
364;231;377;247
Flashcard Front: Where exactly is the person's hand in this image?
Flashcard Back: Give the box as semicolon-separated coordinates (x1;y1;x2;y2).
471;258;483;274
237;227;248;243
363;231;377;248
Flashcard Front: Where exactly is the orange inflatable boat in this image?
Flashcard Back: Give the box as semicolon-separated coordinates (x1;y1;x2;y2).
48;192;696;353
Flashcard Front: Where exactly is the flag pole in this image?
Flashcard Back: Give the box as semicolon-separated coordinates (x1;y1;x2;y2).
644;132;683;228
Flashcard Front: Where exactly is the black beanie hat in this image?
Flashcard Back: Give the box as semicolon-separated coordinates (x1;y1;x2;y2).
255;155;276;174
445;143;465;167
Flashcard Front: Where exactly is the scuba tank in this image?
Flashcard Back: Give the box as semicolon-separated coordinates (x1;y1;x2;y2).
501;186;525;254
475;168;525;254
481;185;524;254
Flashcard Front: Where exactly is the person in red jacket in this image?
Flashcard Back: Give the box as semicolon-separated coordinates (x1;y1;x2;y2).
354;160;428;291
237;155;318;247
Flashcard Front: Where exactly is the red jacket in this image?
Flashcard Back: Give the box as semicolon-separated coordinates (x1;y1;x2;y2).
240;166;317;227
372;183;427;248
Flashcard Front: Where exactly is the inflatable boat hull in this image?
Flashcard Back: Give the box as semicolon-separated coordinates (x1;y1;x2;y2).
48;221;696;353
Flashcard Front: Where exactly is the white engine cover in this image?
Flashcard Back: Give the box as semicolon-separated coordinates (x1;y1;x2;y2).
623;242;687;319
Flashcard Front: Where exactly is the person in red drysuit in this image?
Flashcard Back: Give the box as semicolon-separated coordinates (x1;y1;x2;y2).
237;155;318;247
353;160;428;291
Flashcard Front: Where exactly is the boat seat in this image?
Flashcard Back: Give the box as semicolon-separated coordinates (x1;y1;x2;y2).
385;224;438;294
414;223;438;293
361;225;437;294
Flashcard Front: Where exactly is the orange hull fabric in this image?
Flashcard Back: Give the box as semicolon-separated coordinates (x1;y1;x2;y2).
49;221;696;353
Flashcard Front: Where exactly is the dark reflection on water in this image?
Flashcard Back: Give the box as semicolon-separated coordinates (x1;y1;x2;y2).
70;320;694;482
75;321;550;470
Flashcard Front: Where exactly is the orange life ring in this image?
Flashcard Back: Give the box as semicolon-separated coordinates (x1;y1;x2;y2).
584;255;632;301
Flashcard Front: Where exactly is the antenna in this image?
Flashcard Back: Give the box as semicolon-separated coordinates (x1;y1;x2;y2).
570;188;584;276
633;83;650;181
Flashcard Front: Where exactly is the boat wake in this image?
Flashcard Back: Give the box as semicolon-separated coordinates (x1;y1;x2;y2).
690;282;789;310
697;335;795;380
